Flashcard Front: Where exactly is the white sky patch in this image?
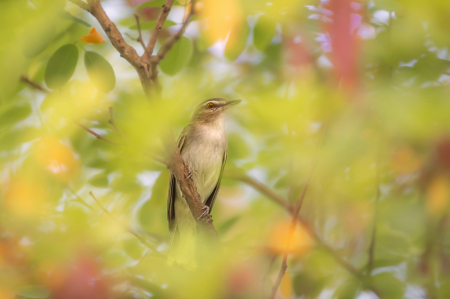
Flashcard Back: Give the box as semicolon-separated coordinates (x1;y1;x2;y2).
372;10;391;25
208;39;227;58
438;74;450;85
136;171;161;187
356;291;379;299
358;23;377;39
317;55;333;69
399;59;418;67
102;0;133;22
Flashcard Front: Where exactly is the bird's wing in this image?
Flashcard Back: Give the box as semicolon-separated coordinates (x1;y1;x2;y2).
204;150;227;212
167;127;189;232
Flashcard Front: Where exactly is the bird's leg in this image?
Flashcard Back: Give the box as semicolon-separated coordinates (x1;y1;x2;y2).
197;205;210;220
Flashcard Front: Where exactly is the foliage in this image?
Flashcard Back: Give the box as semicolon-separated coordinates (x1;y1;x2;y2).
1;0;450;298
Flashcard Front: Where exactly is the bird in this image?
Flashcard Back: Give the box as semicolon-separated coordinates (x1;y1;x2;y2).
167;98;241;268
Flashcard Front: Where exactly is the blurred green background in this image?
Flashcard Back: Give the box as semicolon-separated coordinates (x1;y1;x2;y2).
2;0;450;298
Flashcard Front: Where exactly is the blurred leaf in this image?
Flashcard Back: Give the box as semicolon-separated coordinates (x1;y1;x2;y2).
45;44;78;89
217;215;240;235
0;104;32;127
61;11;91;27
0;127;40;151
279;271;292;298
292;272;326;298
225;23;249;62
334;277;360;299
228;133;250;160
23;23;56;58
84;51;116;92
129;20;177;30
159;36;193;76
123;238;144;260
135;0;165;10
370;272;405;299
88;173;109;187
16;285;50;299
253;15;276;51
138;171;168;231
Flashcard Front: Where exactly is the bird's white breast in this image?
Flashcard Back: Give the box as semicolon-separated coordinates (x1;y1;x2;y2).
181;117;226;201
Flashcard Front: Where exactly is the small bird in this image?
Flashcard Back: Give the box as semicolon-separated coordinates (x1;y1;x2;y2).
167;98;241;268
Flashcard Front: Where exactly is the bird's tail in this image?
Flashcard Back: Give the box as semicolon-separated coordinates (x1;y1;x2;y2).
167;222;197;270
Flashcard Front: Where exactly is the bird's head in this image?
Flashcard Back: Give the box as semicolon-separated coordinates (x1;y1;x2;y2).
191;98;241;124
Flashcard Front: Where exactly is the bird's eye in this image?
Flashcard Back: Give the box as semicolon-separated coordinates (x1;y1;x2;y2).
207;102;214;109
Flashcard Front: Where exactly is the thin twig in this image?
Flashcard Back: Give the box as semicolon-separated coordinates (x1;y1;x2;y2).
67;186;93;210
87;0;141;67
20;75;50;94
133;14;152;59
74;120;119;145
146;0;176;56
154;0;196;62
89;191;163;255
269;165;315;299
68;0;90;11
367;162;380;276
108;107;123;136
226;172;294;212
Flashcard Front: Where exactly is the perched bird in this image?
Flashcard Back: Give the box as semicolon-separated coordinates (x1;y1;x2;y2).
167;98;241;268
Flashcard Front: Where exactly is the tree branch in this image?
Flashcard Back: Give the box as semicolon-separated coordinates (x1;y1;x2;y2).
232;171;365;279
367;162;380;276
89;192;163;256
108;106;123;136
269;163;315;299
154;1;195;63
226;172;294;212
133;14;152;60
145;0;176;56
74;120;119;145
20;75;50;94
87;0;142;67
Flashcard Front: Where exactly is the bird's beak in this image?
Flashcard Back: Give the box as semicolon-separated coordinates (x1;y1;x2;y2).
223;99;242;109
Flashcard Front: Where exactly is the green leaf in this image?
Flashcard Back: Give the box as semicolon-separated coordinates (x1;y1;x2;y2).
225;23;249;61
217;215;240;235
16;285;50;299
89;174;109;187
45;44;79;89
129;20;177;30
84;51;116;92
159;36;193;76
61;11;91;27
253;15;276;51
334;277;360;299
0;104;32;127
370;272;405;299
123;238;144;260
23;23;56;58
136;0;165;10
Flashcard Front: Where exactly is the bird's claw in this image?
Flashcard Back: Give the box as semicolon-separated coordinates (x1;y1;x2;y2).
197;206;210;220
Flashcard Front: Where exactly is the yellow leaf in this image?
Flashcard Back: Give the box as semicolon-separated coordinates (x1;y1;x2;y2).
33;136;81;182
200;0;244;45
80;28;106;44
268;220;314;256
279;271;293;299
426;175;450;217
3;176;47;218
392;146;422;175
